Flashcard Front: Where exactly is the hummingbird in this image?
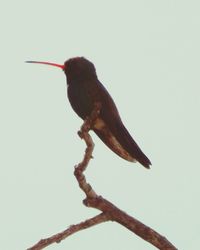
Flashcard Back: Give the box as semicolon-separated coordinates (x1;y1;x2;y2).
26;57;151;168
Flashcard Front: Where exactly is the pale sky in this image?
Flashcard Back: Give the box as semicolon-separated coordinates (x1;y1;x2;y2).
1;1;200;249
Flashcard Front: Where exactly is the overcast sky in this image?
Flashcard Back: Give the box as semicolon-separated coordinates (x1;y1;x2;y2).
1;1;200;249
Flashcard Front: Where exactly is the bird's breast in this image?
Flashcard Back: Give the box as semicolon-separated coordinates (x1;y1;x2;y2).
67;83;95;120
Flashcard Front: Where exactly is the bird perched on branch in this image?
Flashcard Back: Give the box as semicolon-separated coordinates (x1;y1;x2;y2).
26;57;151;168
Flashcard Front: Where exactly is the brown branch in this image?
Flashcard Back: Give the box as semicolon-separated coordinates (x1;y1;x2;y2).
27;213;109;250
27;102;177;250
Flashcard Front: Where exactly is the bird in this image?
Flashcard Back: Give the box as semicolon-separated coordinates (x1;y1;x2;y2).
26;57;151;168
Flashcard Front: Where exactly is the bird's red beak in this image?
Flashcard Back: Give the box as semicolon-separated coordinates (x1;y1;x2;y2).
26;61;64;69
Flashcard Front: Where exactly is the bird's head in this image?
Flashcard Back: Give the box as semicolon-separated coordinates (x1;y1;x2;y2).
26;57;97;83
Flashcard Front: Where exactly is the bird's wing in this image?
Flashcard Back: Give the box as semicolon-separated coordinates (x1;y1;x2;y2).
93;81;151;168
93;118;136;162
93;116;151;168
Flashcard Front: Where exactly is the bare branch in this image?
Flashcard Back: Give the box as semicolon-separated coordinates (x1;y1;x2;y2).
74;103;177;250
84;197;176;250
27;213;109;250
27;102;177;250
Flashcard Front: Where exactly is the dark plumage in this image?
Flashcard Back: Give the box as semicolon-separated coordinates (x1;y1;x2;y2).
64;57;151;168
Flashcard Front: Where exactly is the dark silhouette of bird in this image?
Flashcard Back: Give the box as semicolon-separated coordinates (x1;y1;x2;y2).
26;57;151;168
